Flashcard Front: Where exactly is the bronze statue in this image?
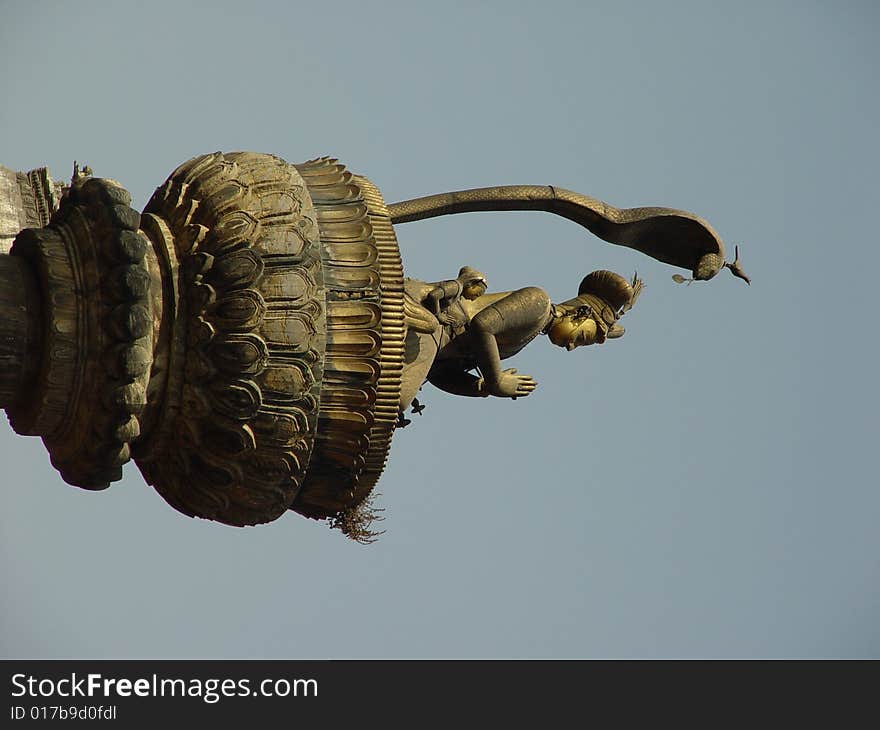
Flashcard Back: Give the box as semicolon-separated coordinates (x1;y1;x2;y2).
399;269;642;406
419;266;488;329
0;153;747;541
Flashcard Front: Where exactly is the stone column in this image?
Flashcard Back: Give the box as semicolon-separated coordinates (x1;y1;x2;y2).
0;165;64;253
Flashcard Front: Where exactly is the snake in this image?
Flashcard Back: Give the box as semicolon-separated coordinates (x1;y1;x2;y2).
388;185;749;284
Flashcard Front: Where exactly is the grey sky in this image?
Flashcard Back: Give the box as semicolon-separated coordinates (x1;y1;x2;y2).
1;0;877;658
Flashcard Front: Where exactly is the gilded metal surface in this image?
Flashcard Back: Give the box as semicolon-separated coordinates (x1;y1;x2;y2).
0;153;745;539
9;177;153;488
388;185;747;282
135;152;326;526
348;175;404;521
398;270;643;406
290;160;405;539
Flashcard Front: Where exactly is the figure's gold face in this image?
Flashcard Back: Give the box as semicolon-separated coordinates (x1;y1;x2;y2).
462;279;487;300
548;315;601;351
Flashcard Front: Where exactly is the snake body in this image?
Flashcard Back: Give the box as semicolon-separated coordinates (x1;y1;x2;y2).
389;185;728;280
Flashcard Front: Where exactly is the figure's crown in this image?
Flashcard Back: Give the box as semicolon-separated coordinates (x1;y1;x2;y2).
577;270;634;311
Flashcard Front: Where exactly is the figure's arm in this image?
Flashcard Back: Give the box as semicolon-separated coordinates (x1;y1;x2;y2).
425;280;460;317
425;286;444;317
464;287;547;398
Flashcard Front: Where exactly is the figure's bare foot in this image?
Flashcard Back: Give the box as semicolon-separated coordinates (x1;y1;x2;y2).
488;368;537;399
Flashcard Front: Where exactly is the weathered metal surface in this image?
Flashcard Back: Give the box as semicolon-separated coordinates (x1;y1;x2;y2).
134;152;329;526
0;152;746;540
287;162;404;539
7;177;152;488
0;254;40;407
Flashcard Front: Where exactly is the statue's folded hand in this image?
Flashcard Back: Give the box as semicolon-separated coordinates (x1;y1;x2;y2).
488;368;537;399
438;312;466;328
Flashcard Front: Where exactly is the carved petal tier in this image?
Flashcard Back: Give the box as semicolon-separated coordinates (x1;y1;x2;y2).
134;152;327;526
134;153;404;530
9;178;154;488
0;154;405;536
289;160;404;530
